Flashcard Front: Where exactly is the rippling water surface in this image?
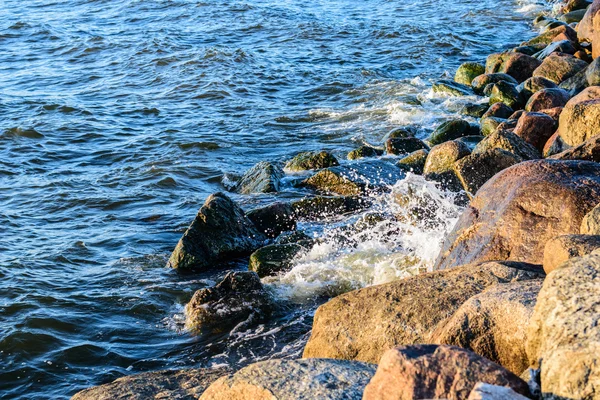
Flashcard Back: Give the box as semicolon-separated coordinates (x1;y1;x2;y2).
1;0;550;398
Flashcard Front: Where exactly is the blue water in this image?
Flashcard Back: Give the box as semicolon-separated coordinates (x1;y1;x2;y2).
0;0;547;398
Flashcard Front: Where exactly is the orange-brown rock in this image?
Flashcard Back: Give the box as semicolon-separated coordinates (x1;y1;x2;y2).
556;86;600;147
532;53;588;84
524;88;570;112
577;0;600;42
542;234;600;273
513;112;557;152
549;135;600;161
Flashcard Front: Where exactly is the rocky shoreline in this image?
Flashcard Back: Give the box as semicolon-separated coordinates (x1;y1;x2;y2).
73;0;600;398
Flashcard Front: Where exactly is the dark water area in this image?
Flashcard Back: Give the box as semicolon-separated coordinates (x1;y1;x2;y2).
1;0;551;398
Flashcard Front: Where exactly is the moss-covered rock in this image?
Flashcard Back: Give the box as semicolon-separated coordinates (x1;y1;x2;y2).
396;149;429;174
472;73;518;95
427;118;472;145
284;151;339;172
454;62;485;86
480;116;506;136
249;243;305;277
424;140;471;191
347;145;383;160
459;103;489;118
489;81;522;109
432;79;474;96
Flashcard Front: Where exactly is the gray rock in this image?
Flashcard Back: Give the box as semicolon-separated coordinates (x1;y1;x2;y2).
284;151;339;172
427;118;472;145
454;149;522;196
291;195;368;220
247;202;296;238
249;243;305;277
385;137;429;155
236;161;284;194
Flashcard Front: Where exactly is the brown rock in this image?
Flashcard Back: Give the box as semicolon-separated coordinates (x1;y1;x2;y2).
434;160;600;270
532;53;589;84
513;112;557;152
467;382;531;400
362;345;530;400
556;86;600;147
472;74;518;95
524;88;571;112
482;102;514;119
538;106;563;122
577;0;600;41
543;234;600;273
302;261;544;363
581;202;600;234
486;52;542;83
453;149;522;196
423;140;471;191
549;134;600;161
542;131;567;157
524;25;578;45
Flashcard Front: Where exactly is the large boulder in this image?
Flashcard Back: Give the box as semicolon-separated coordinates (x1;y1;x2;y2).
434;160;600;270
455;62;486;85
235;161;283;194
185;271;274;334
427;118;473;145
518;76;558;100
168;193;266;271
248;243;305;277
532;53;589;84
472;129;541;160
513;112;557;152
302;261;543;363
453;149;521;196
488;81;522;109
199;359;376;400
577;0;600;42
526;253;600;399
543;234;600;273
362;345;530;400
284;151;339;171
482;102;514;119
302;160;404;195
549;135;600;162
431;280;543;375
556;86;600;147
71;368;228;400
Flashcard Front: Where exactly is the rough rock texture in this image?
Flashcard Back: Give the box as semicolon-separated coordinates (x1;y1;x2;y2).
396;149;428;174
472;129;541;160
489;81;521;109
513;112;557;152
284;151;339;171
347;145;383;160
467;382;531;400
532;53;589;84
302;261;543;363
428;119;473;145
487;52;542;83
480;117;506;136
543;234;600;273
525;25;578;45
431;280;543;375
526;253;600;399
556;86;600;147
472;73;518;95
385;137;429;155
581;202;600;234
519;76;558;100
362;345;530;400
577;0;600;42
482;102;514;119
524;88;571;112
549;135;600;162
454;149;522;196
423;140;471;191
533;39;577;60
302;160;404;195
199;359;376;400
185;271;274;333
542;131;567;157
455;62;486;86
433;79;474;96
71;368;228;400
168;193;266;271
248;243;304;277
236;161;284;194
247;202;296;238
434;160;600;270
291;195;368;220
461;103;490;118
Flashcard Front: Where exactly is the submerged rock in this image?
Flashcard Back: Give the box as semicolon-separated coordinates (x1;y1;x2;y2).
284;151;339;171
363;345;530;400
247;202;296;238
168;193;266;271
200;358;376;400
543;234;600;273
455;62;485;86
235;161;284;194
248;243;305;277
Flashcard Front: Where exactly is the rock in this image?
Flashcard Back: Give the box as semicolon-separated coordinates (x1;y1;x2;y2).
347;145;383;160
538;106;563;122
303;261;544;363
427;118;472;145
454;149;522;196
532;53;589;84
524;88;570;111
487;52;542;83
423;140;471;191
509;109;525;120
543;234;600;273
556;86;600;146
558;67;589;95
386;126;416;139
473;129;541;160
249;243;305;277
71;368;228;400
524;25;578;45
513;112;557;152
431;280;543;375
384;137;429;155
455;62;486;86
433;79;474;96
526;253;600;399
362;345;530;400
560;9;588;23
467;382;531;400
185;272;274;334
582;202;600;235
434;160;600;269
460;103;491;118
396;149;428;174
168;193;267;271
274;230;314;246
542;131;567;157
199;359;376;400
533;40;577;60
577;0;600;42
480;117;506;136
284;151;339;172
518;76;558;100
247;202;296;238
456;135;485;151
549;135;600;162
585;56;600;86
489;81;521;109
291;195;368;220
561;0;592;13
235;161;283;194
482;102;514;119
302;160;404;195
472;73;518;95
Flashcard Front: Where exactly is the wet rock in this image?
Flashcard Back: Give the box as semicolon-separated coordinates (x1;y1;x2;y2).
460;103;490;118
558;67;589;95
168;193;266;271
185;271;274;334
249;243;305;277
247;202;296;238
386;126;416;139
577;0;600;42
274;230;314;246
533;53;589;84
346;145;383;160
508;109;525;120
585;56;600;86
482;102;513;119
561;0;592;13
199;358;376;400
538;106;563;122
533;40;577;60
71;368;228;400
396;149;428;174
487;52;542;83
523;25;578;45
472;73;518;95
526;253;600;399
284;151;339;172
291;195;368;220
423;139;471;191
303;261;544;363
473;129;541;160
454;149;522;196
434;160;600;269
384;137;428;155
518;76;558;100
524;88;570;111
542;131;567;157
489;81;522;109
556;86;600;146
513;112;557;152
362;345;530;400
302;160;404;195
433;79;474;96
456;135;485;151
543;234;600;273
480;116;506;136
235;161;283;194
467;382;531;400
549;135;600;162
560;8;588;23
431;280;543;375
511;44;547;56
581;202;600;234
427;118;472;145
455;62;486;86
